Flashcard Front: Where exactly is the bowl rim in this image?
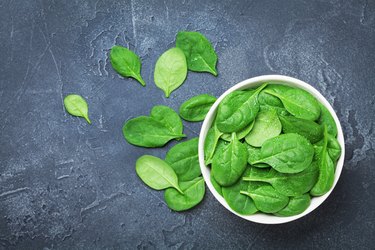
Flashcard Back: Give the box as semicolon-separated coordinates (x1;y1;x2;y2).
198;74;345;224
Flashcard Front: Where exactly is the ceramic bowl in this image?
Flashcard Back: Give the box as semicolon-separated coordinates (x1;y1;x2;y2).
198;75;345;224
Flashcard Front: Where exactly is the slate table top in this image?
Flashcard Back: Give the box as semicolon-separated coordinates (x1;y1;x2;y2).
1;0;374;249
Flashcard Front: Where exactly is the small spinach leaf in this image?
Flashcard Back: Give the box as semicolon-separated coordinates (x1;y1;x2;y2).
179;94;217;122
212;133;248;186
279;115;323;143
110;45;145;86
64;94;91;124
164;177;205;211
245;110;282;147
253;133;314;173
265;88;320;121
136;155;183;194
165;138;200;181
222;168;258;215
240;184;289;214
274;194;311;217
154;47;187;97
176;31;218;76
216;83;267;133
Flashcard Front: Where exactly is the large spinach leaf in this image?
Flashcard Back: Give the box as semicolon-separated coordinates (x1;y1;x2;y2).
265;88;320;121
216;83;267;133
279;115;323;143
252;134;314;173
176;31;218;76
212;133;248;186
274;194;311;217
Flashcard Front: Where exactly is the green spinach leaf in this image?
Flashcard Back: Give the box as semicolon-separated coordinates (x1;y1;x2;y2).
221;120;254;141
176;31;218;76
243;162;318;196
245;110;282;147
222;168;258;215
279;115;323;143
136;155;183;193
212;133;248;186
64;94;91;124
123;106;185;147
179;94;217;122
110;45;145;86
165;138;200;181
246;144;269;168
240;184;289;213
210;171;223;196
204;125;223;165
311;127;335;196
317;103;337;137
265;88;320;121
216;83;267;133
164;177;205;211
252;133;314;173
274;194;311;217
154;47;187;97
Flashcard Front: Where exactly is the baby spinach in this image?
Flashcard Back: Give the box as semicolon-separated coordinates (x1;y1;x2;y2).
245;110;282;147
164;177;205;211
265;88;320;121
136;155;183;194
317;103;337;137
204;125;223;165
216;83;267;133
240;184;289;214
279;115;323;143
123;105;185;147
311;127;335;196
315;134;341;163
154;47;187;97
252;133;314;174
64;94;91;124
274;194;311;217
222;168;258;215
110;45;145;86
210;171;223;196
243;162;318;196
179;94;217;122
165;138;200;181
258;87;289;115
212;133;248;186
176;31;218;76
221;120;254;142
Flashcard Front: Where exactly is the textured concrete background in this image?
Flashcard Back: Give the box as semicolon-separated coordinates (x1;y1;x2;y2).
0;0;374;249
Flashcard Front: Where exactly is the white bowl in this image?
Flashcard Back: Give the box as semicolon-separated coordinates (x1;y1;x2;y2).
198;75;345;224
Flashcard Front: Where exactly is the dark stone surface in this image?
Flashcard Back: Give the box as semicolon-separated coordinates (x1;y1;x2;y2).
0;0;374;249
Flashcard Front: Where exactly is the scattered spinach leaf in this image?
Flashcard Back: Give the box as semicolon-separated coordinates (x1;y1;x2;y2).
154;47;187;97
136;155;183;194
64;94;91;124
179;94;217;122
110;45;145;86
176;31;218;76
165;138;200;181
164;177;205;211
